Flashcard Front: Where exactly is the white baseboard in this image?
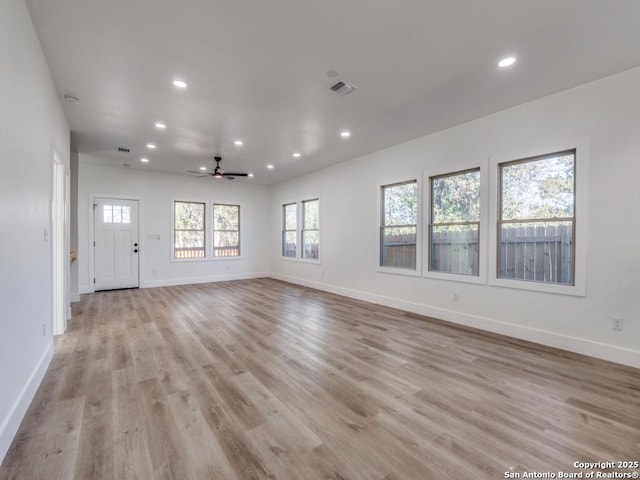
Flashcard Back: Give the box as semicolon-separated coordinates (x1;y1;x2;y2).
269;273;640;369
69;292;80;303
140;272;269;289
78;285;92;295
0;342;53;466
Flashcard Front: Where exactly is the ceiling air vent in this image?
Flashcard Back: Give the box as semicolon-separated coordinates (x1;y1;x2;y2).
117;147;130;153
329;80;357;96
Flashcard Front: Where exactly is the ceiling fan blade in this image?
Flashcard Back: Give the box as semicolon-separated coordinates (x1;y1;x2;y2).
224;172;249;177
187;170;215;178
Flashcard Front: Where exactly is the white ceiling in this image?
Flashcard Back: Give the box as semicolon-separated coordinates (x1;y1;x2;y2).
26;0;640;184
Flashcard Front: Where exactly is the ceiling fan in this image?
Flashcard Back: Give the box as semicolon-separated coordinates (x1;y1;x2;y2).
188;156;249;180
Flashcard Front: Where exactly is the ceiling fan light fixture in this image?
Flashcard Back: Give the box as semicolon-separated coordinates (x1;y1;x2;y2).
187;156;250;179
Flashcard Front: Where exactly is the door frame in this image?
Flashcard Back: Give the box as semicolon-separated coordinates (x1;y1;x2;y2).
89;193;142;293
52;150;66;335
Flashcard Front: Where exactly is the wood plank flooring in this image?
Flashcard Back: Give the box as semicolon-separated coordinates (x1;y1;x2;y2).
1;278;639;479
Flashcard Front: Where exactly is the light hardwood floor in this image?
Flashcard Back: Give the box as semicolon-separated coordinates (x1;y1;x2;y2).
1;278;639;479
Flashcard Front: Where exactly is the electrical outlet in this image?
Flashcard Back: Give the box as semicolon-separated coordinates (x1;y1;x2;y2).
453;292;460;301
612;317;624;331
152;268;157;275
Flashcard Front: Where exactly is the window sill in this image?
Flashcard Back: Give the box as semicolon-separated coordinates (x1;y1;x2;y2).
423;270;486;285
171;256;208;263
280;256;299;262
299;258;321;265
171;256;244;263
377;266;422;277
211;256;244;261
489;277;585;297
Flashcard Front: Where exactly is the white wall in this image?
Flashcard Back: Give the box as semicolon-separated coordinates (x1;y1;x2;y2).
269;68;640;368
0;0;70;463
78;159;269;292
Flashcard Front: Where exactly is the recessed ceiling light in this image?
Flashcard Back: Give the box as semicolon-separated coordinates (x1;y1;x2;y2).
199;166;207;171
146;143;156;149
292;152;301;158
498;57;517;68
267;164;274;169
340;131;351;138
155;122;166;129
140;158;149;163
234;140;243;146
248;172;254;177
173;79;187;89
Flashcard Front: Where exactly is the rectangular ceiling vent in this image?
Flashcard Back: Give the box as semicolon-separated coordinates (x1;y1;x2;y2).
329;80;357;96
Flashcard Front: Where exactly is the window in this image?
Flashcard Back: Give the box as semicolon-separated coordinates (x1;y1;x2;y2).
213;204;240;257
429;169;480;275
174;201;205;259
380;181;417;269
302;198;320;260
282;203;297;258
498;150;575;285
103;205;131;224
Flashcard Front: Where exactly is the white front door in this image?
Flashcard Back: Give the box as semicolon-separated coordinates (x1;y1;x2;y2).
94;198;139;291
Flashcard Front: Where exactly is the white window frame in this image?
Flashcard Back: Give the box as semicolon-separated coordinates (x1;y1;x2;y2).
281;201;299;261
171;199;207;262
424;162;487;285
488;140;587;296
300;196;321;264
212;203;242;260
377;174;422;277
